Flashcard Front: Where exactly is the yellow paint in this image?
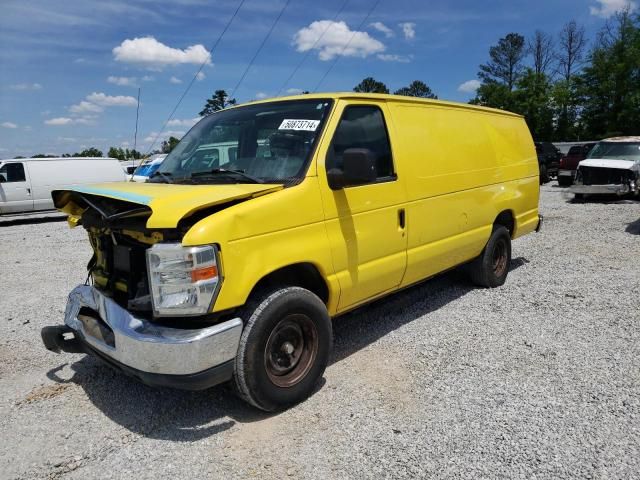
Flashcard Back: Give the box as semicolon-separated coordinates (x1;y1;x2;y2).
59;93;539;317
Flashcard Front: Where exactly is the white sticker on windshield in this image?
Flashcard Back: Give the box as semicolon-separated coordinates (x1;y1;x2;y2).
278;119;320;131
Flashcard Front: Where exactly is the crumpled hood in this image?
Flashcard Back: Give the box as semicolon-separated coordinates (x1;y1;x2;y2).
52;182;283;229
579;158;638;170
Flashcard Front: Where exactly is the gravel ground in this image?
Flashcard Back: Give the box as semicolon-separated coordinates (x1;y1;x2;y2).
0;186;639;479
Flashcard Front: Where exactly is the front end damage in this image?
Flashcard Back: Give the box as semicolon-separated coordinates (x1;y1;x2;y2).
570;159;639;197
41;185;279;389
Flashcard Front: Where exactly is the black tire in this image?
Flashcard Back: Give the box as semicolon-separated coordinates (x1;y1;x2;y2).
557;176;572;187
539;164;549;184
233;286;332;412
469;226;512;288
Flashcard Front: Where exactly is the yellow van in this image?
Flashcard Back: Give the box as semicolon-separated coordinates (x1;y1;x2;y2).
41;93;541;411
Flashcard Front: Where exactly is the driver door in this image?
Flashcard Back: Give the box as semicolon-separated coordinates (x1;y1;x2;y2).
319;102;408;311
0;162;33;213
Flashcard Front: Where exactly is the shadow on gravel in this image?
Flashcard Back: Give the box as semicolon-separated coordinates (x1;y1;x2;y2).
45;259;528;441
626;218;640;235
568;194;640;205
0;214;66;227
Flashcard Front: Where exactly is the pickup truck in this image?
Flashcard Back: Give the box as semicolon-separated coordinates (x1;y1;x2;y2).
557;143;596;187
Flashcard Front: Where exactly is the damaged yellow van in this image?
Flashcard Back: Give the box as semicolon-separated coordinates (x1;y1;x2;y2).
41;93;541;411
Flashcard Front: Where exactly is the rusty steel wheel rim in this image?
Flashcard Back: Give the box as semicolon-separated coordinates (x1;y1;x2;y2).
264;314;318;388
492;238;508;277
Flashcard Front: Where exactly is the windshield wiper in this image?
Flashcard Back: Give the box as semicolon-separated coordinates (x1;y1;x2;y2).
147;171;172;183
190;168;264;184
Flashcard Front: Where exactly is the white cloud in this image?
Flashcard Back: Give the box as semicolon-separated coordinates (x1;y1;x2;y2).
399;22;416;40
286;88;303;94
590;0;636;17
167;117;200;127
458;79;481;93
255;92;268;99
293;20;385;61
370;22;394;38
142;75;155;82
143;130;185;143
107;75;138;87
113;36;211;69
169;76;183;84
45;116;95;126
45;117;74;126
86;92;137;107
69;101;104;114
9;83;42;91
24;125;32;131
1;122;18;129
196;71;206;81
377;53;412;63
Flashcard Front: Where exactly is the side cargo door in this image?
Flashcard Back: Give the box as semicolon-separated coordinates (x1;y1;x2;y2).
318;102;408;311
0;161;33;213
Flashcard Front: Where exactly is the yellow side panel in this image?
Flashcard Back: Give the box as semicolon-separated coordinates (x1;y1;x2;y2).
386;102;539;286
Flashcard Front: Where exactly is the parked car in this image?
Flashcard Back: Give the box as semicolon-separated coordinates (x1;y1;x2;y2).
535;141;562;184
570;137;640;198
41;93;542;411
557;143;596;186
0;157;126;215
131;154;167;182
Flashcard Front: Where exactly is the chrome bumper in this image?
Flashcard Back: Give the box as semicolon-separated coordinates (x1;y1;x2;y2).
570;183;631;196
61;285;242;376
557;169;575;177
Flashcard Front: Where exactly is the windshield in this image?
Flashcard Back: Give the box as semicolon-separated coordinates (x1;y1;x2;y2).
587;142;640;162
154;99;332;184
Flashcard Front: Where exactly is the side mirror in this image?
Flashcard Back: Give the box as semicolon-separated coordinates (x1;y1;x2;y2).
328;148;377;189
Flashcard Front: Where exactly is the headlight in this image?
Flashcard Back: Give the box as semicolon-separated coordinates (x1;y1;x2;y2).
146;243;221;316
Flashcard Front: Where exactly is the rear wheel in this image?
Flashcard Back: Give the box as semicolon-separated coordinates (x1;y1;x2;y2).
469;226;512;288
233;286;332;412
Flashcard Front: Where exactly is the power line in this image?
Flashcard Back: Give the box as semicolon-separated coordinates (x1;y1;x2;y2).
229;0;292;100
313;0;382;92
277;0;351;97
144;0;247;155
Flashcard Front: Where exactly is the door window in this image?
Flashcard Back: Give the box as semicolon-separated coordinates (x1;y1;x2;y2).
0;163;26;182
327;106;395;182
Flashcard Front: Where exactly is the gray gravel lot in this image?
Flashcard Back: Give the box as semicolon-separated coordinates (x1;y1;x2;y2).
1;186;639;479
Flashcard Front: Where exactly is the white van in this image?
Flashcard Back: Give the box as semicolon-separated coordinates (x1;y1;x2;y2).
130;154;167;182
0;157;126;215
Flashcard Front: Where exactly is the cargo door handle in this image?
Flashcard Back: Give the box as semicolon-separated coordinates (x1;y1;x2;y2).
26;187;31;196
398;208;405;230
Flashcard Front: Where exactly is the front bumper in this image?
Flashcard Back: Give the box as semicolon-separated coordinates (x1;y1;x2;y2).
41;285;243;390
569;183;631;196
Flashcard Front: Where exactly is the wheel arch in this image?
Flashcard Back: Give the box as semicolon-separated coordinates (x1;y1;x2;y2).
494;209;515;238
248;262;331;306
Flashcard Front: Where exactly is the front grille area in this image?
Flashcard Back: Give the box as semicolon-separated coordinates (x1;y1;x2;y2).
579;166;632;185
89;231;151;312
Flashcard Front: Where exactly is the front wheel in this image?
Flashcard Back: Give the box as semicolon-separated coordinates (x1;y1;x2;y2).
233;287;332;412
469;226;512;288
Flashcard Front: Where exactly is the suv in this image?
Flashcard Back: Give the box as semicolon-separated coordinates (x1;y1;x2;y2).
535;142;562;184
557;143;596;187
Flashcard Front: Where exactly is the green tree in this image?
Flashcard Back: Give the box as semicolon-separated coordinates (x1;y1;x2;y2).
108;147;124;160
200;90;237;116
394;80;437;98
513;70;554;140
353;77;389;94
479;33;526;92
578;10;640;138
161;136;180;153
74;147;103;157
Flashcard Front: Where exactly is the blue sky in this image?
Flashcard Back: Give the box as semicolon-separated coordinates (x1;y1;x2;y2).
0;0;634;158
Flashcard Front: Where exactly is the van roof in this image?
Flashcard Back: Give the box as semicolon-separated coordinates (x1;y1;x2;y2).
237;92;523;119
0;157;119;162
